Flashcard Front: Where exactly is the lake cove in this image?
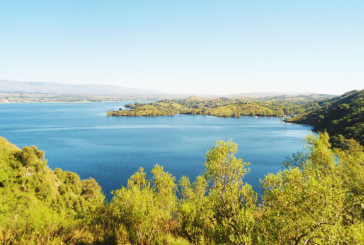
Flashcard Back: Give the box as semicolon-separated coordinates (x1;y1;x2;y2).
0;102;315;199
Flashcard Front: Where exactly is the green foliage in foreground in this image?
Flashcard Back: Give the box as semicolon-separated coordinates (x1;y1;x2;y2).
0;137;105;244
1;133;364;244
286;89;364;146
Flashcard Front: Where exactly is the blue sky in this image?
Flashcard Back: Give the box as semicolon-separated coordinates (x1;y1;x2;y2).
0;0;363;95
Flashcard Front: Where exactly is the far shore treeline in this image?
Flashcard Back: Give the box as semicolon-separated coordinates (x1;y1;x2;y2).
106;94;334;118
108;90;364;147
1;89;364;244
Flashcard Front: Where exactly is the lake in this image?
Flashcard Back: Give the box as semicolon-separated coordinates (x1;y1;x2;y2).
0;102;314;199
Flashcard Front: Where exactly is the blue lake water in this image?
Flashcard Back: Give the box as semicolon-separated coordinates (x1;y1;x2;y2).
0;102;314;199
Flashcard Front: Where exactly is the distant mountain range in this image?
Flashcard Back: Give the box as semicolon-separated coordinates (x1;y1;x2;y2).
226;92;329;98
0;80;339;99
185;93;337;102
0;80;162;94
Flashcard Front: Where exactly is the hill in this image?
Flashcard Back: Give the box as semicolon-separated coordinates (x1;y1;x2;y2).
252;93;336;102
227;91;314;98
0;137;104;243
230;93;337;102
184;95;206;101
0;80;162;94
286;89;364;145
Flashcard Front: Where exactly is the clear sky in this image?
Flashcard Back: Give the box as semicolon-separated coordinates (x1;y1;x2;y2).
1;0;363;95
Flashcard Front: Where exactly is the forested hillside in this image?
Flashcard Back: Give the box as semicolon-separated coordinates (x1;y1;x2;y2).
0;137;104;243
2;134;364;244
286;89;364;146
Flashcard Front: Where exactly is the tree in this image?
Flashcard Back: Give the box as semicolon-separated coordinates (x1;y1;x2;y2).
259;133;364;244
110;165;178;244
204;140;258;244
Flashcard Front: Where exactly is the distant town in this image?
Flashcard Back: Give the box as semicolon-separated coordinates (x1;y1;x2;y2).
0;93;179;103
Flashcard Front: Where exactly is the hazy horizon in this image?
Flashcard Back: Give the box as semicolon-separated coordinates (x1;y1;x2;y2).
0;79;342;97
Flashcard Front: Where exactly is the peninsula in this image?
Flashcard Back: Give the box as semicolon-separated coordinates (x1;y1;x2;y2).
106;94;335;118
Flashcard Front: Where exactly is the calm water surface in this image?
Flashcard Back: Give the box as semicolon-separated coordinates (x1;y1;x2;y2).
0;102;314;198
